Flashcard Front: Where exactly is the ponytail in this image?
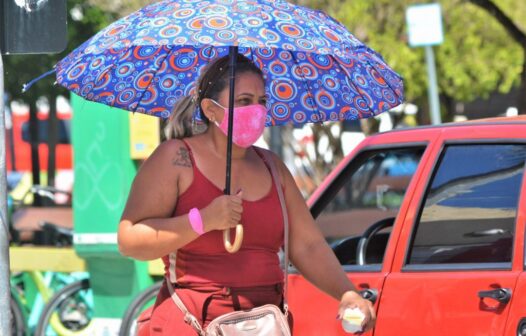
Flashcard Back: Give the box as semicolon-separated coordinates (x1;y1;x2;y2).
164;96;204;140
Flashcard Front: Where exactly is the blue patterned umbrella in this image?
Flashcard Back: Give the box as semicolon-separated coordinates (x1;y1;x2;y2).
52;0;404;126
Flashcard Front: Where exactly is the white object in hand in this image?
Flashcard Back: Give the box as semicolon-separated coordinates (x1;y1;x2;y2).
341;307;365;333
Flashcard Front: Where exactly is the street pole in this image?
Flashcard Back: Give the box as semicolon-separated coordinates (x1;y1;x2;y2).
270;127;283;159
425;45;442;125
0;53;12;336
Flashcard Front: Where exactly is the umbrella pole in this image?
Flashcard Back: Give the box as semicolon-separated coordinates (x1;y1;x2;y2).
223;46;243;253
224;49;236;195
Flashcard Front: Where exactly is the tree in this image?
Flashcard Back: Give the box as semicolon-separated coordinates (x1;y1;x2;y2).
87;0;154;17
468;0;526;115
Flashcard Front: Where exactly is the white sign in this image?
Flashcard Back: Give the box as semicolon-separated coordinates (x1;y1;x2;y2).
406;3;444;47
74;233;118;245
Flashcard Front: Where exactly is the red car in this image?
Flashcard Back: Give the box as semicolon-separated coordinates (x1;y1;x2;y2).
289;116;526;335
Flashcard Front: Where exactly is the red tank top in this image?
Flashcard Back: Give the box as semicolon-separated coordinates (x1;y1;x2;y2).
162;140;285;287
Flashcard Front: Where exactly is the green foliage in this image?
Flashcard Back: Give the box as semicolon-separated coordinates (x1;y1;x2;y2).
87;0;154;17
301;0;524;104
3;0;118;102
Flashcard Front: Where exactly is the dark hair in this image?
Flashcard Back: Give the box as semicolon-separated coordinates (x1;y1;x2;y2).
164;54;264;140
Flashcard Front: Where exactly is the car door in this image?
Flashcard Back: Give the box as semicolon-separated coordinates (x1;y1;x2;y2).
288;134;433;335
375;134;526;336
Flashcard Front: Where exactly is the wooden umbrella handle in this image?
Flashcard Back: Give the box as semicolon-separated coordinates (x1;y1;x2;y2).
223;224;243;253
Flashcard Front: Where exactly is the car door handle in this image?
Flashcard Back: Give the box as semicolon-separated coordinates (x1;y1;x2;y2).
464;229;511;237
360;289;378;304
477;288;512;303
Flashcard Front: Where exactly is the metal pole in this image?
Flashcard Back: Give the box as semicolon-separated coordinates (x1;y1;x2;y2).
269;127;283;159
0;53;12;336
47;96;57;189
425;45;441;125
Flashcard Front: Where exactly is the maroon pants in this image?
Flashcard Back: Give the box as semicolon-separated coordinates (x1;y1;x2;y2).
137;281;293;335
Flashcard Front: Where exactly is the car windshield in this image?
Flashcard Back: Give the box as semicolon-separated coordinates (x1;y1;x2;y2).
316;146;425;245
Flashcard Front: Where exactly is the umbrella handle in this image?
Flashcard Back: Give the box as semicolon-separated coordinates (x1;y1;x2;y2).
223;224;243;253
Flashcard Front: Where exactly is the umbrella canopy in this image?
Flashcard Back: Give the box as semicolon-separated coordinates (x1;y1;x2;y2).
54;0;404;125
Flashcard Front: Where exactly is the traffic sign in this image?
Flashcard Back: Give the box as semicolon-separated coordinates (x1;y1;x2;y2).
406;3;444;47
0;0;67;54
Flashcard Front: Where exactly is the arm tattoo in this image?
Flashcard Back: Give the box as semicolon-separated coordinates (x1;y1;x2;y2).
172;147;192;168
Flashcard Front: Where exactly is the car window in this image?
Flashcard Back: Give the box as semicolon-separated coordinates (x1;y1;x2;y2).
407;144;526;266
316;147;425;266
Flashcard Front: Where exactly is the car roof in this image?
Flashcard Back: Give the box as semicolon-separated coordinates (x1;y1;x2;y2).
382;115;526;135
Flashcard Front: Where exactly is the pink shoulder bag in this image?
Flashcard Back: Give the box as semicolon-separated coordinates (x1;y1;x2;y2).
167;149;292;336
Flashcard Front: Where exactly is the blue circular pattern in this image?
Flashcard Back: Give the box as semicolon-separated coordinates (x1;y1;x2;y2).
323;74;339;91
89;56;105;70
316;91;336;110
67;63;87;81
271;103;291;122
301;92;316;110
159;25;181;38
117;88;136;105
269;60;287;76
116;62;135;78
293;111;307;123
270;78;297;103
255;48;275;60
215;30;236;42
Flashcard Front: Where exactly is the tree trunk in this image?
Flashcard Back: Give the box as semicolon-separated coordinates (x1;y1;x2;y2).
441;94;456;122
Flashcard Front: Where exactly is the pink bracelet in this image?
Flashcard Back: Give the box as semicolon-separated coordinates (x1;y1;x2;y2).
188;208;205;235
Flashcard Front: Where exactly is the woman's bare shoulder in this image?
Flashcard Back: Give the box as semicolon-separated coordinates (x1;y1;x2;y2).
254;146;290;181
141;139;193;172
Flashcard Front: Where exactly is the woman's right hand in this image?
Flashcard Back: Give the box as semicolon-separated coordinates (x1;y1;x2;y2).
200;190;243;232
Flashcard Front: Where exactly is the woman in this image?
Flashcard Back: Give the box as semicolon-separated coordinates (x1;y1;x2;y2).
117;54;375;335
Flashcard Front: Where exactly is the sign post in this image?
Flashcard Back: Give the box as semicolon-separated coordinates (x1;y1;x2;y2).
0;47;10;336
406;3;444;125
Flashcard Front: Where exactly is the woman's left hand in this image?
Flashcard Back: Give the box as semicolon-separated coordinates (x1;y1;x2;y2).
338;290;376;333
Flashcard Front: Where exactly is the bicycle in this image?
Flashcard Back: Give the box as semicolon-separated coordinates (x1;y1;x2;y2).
10;283;26;336
8;185;93;336
34;278;92;336
119;281;162;336
9;265;90;336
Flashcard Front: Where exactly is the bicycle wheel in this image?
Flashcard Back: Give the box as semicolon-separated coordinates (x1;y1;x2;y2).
34;279;92;336
10;293;26;336
119;281;162;336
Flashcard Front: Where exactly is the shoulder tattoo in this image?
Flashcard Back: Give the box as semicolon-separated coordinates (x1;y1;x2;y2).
172;147;192;168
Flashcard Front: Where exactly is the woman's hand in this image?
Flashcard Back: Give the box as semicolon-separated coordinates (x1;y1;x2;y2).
200;190;243;232
338;290;376;334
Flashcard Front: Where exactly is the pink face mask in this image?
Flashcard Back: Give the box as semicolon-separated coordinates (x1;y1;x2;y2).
211;100;267;148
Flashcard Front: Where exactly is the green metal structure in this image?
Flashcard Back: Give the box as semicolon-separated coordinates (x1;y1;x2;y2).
71;94;153;333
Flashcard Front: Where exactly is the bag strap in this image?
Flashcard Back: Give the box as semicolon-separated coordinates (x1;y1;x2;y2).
167;147;290;334
166;280;206;335
260;149;289;313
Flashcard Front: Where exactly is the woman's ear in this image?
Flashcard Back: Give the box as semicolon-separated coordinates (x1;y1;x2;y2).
201;98;220;123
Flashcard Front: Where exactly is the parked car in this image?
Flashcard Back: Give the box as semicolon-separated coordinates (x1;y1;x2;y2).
289;116;526;335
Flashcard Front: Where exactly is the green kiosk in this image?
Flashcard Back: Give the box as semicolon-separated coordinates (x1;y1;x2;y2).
71;94;161;334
